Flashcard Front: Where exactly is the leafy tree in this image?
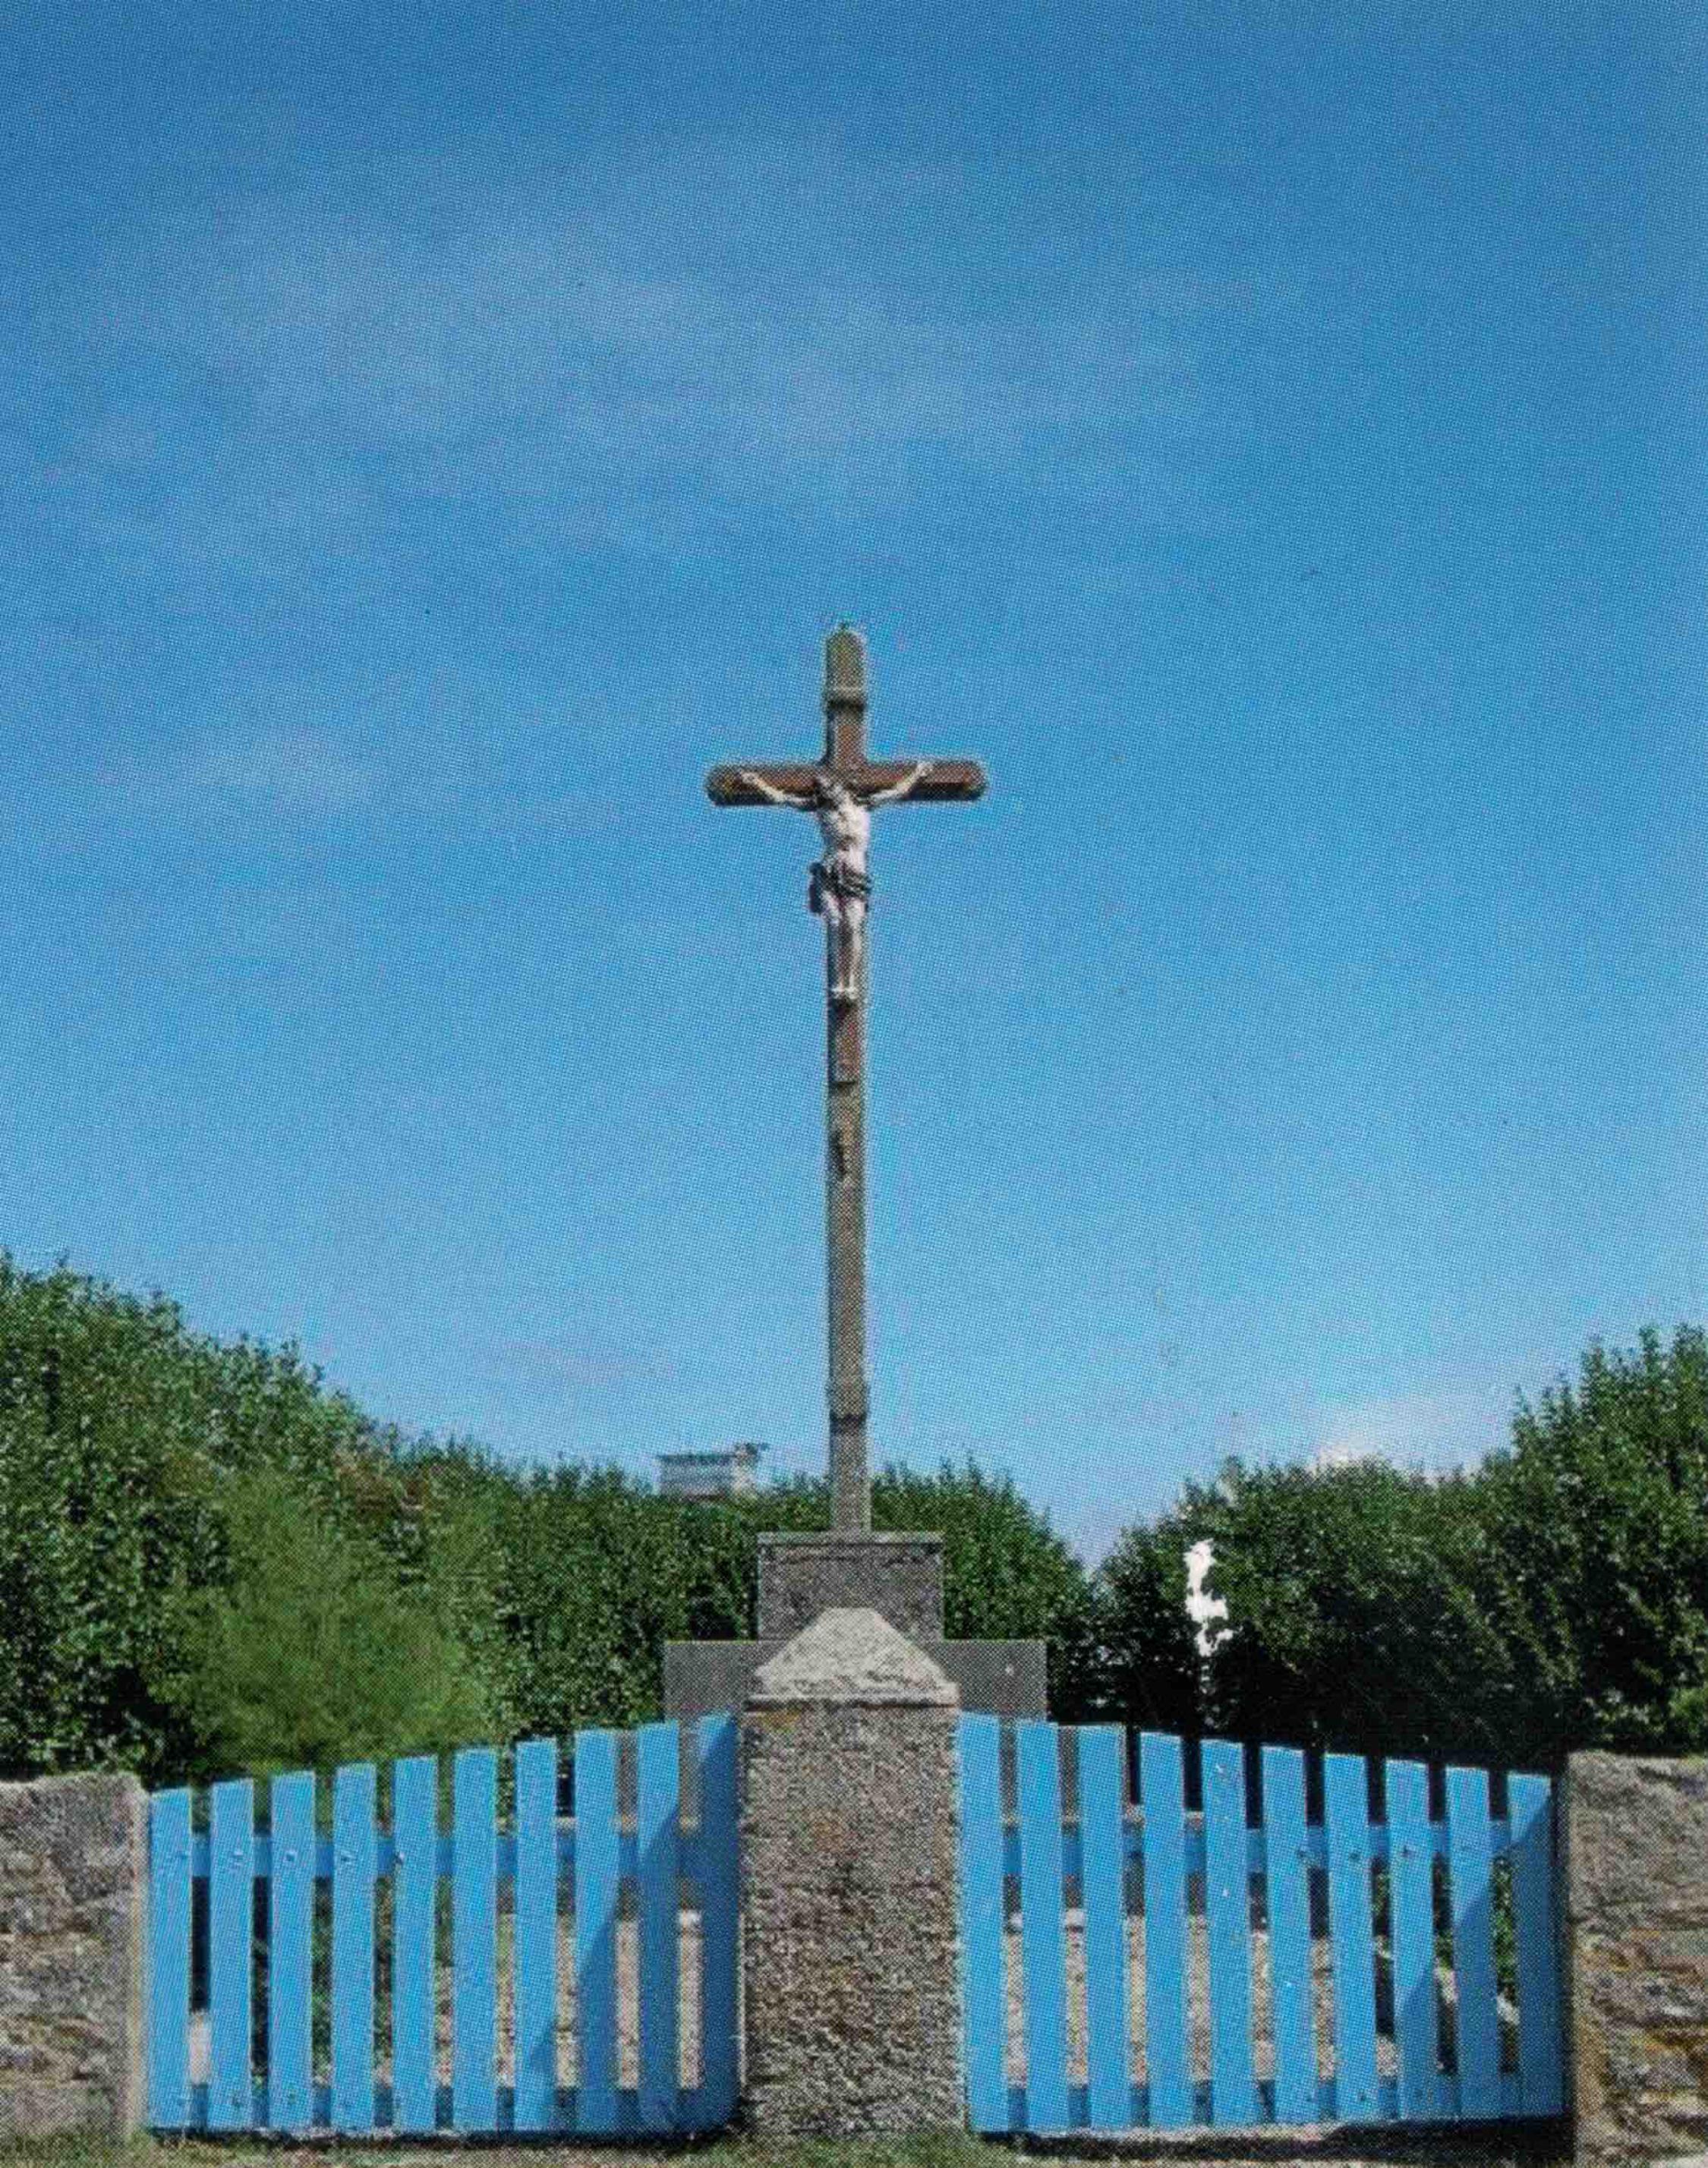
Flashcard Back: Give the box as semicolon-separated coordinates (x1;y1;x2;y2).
0;1257;231;1779
0;1252;453;1782
1480;1324;1708;1762
159;1461;493;1782
874;1458;1101;1716
1204;1458;1520;1766
474;1461;832;1739
484;1461;702;1738
1092;1458;1523;1766
0;1363;207;1778
1092;1323;1708;1771
1083;1514;1207;1736
467;1451;1101;1740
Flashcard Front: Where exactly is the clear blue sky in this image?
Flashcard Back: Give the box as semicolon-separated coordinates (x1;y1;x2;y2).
4;2;1703;1564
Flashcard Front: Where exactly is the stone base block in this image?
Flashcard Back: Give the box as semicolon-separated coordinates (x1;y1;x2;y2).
666;1634;1046;1719
758;1530;944;1640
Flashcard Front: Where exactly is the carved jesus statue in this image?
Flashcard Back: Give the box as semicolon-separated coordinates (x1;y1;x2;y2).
736;761;934;1000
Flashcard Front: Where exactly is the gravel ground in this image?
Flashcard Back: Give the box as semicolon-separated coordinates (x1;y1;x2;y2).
190;1908;1506;2098
998;1914;1511;2087
119;2133;1570;2168
191;1915;706;2091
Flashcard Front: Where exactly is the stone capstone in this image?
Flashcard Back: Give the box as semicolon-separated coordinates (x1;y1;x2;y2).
749;1605;956;1705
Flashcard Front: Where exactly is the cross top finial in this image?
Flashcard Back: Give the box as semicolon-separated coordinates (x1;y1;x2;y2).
824;624;866;706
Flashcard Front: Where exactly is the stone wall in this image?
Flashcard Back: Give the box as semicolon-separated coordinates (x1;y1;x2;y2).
1565;1750;1708;2168
0;1772;147;2140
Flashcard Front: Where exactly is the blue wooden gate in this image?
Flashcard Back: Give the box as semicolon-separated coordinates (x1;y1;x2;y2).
958;1717;1564;2136
146;1718;739;2138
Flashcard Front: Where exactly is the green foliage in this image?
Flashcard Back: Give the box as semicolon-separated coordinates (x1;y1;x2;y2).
1200;1457;1521;1766
1091;1324;1708;1770
160;1461;492;1782
1093;1456;1522;1760
0;1252;466;1784
1478;1324;1708;1763
0;1374;206;1779
11;1238;1706;1789
465;1453;1098;1741
0;1248;1101;1778
0;1256;240;1779
875;1458;1101;1715
1082;1516;1207;1735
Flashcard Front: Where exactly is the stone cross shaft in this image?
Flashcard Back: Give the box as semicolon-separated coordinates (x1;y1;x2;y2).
706;626;985;1533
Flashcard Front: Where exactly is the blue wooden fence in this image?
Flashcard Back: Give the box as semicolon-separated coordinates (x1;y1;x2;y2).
146;1719;739;2137
958;1718;1563;2136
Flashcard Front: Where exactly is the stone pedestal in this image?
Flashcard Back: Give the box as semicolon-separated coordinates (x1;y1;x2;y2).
740;1609;965;2135
666;1525;1048;1720
759;1530;944;1640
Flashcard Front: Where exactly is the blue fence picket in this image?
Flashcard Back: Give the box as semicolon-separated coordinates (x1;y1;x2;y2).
147;1789;193;2132
1325;1752;1379;2123
143;1714;1568;2144
514;1738;559;2132
696;1714;741;2126
266;1772;315;2134
1078;1725;1131;2129
1445;1765;1499;2119
1508;1773;1562;2116
391;1757;438;2135
1203;1740;1256;2125
1016;1719;1069;2130
573;1728;620;2134
957;1713;1008;2132
1140;1731;1191;2127
207;1779;254;2131
1385;1759;1441;2121
1261;1746;1316;2125
452;1747;498;2132
331;1763;376;2133
637;1722;681;2131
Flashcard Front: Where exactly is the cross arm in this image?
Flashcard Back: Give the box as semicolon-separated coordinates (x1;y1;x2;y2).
862;754;979;806
706;763;821;807
857;758;985;802
705;758;986;806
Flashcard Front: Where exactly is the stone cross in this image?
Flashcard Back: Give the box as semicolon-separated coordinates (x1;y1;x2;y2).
707;625;985;1532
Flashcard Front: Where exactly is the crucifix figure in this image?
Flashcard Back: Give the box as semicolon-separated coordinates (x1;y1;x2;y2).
707;624;986;1533
733;763;934;1000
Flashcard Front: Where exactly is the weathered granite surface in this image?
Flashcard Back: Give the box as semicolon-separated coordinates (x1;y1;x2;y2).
0;1772;147;2139
757;1530;946;1640
1565;1750;1708;2168
740;1609;964;2137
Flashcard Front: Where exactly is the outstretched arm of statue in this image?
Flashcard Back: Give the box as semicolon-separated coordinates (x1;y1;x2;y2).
865;759;934;807
738;767;815;809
